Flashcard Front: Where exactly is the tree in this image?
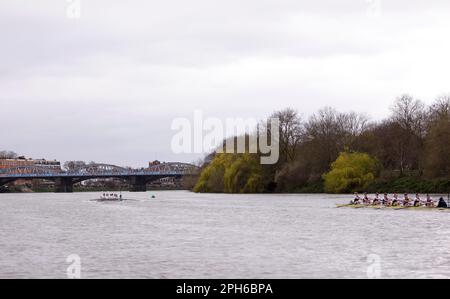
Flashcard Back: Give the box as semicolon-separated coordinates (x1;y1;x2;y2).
323;152;378;193
274;159;311;192
390;94;426;174
269;108;303;164
391;94;426;136
0;151;18;159
356;120;409;172
423;95;450;178
429;94;450;122
302;107;369;179
223;154;263;193
193;153;263;193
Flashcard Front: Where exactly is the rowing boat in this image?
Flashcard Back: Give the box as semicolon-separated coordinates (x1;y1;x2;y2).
336;204;449;211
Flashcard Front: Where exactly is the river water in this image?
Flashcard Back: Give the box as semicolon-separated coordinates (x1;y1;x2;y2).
0;191;449;279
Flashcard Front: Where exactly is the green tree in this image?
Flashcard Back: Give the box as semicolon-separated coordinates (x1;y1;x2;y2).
323;152;378;193
193;153;263;193
223;154;264;193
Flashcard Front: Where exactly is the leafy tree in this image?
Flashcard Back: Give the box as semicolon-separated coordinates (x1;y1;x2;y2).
323;152;378;193
193;154;230;193
223;154;263;193
194;153;263;193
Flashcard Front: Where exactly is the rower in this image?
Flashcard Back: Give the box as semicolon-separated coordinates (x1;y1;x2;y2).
426;194;435;207
353;192;361;205
382;193;391;206
403;194;411;207
372;193;381;205
437;197;448;208
392;193;400;206
413;194;421;207
363;193;371;205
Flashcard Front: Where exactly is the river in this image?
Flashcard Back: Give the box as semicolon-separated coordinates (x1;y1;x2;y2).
0;191;449;278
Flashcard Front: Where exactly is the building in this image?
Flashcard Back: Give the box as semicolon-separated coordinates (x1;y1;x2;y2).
0;157;61;171
0;157;33;169
33;159;61;170
149;160;161;167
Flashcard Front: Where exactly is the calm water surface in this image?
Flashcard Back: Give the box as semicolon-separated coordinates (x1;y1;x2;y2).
0;191;449;279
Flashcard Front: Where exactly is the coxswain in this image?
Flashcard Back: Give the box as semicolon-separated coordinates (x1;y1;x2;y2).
437;197;448;208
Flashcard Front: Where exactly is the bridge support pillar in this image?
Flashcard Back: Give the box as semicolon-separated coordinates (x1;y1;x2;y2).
55;178;74;193
129;176;147;192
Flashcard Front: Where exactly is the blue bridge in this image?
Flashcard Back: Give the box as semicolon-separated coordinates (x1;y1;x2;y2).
0;162;195;192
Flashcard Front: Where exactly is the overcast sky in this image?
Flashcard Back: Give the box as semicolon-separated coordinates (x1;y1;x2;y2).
1;0;450;167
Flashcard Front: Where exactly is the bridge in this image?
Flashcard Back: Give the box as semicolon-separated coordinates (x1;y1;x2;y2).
0;162;195;192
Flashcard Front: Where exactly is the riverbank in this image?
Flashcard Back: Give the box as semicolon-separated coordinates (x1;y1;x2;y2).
190;177;450;194
366;177;450;194
239;177;450;194
1;177;448;194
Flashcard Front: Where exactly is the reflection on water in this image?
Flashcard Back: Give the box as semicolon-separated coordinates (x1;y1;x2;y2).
0;191;449;278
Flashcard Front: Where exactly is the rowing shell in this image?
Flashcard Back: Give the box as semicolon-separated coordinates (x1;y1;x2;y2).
336;204;449;211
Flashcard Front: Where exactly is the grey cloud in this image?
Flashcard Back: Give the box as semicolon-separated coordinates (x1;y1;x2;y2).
1;0;450;166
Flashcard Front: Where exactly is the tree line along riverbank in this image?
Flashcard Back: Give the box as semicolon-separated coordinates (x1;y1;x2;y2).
191;94;450;194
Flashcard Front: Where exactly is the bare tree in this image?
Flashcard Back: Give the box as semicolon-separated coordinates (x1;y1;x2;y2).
269;108;304;164
423;95;450;178
339;112;370;137
389;94;426;174
0;151;18;159
429;94;450;122
391;94;426;137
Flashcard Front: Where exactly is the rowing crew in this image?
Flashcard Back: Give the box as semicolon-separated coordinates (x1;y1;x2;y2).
352;193;448;208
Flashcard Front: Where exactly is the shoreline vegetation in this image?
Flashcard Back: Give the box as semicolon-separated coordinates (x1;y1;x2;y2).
192;94;450;194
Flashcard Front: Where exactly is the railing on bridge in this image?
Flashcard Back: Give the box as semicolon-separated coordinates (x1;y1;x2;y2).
0;162;196;178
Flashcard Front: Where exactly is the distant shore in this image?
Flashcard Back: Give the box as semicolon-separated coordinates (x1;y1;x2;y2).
2;177;448;195
0;185;189;194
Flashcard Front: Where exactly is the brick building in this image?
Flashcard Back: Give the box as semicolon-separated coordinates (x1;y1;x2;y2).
0;157;61;171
